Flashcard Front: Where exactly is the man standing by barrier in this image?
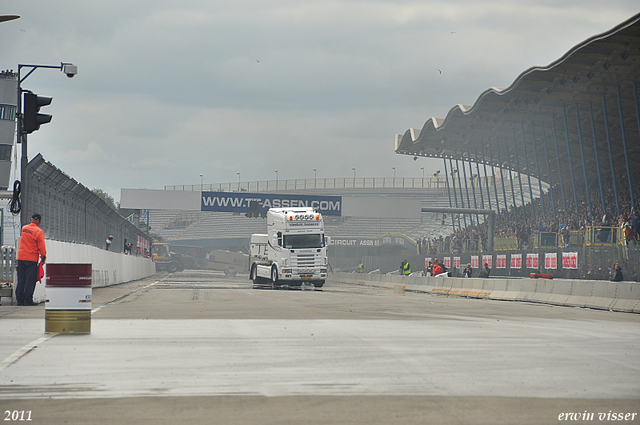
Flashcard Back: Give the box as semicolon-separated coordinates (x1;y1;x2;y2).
16;213;47;306
401;260;411;276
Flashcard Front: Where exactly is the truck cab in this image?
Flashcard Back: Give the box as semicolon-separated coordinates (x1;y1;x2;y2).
250;208;329;288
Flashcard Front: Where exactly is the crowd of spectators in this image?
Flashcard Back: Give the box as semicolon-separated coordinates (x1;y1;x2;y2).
419;170;640;254
0;69;17;77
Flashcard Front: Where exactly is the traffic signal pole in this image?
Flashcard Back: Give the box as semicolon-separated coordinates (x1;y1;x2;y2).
16;63;76;227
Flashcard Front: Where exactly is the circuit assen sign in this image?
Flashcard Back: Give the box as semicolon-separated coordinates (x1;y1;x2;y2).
330;235;416;249
201;192;342;216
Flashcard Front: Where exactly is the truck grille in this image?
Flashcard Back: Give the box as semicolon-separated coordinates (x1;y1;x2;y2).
292;253;319;267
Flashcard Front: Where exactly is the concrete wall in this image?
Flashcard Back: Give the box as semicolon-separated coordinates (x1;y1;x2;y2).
23;239;156;303
333;272;640;314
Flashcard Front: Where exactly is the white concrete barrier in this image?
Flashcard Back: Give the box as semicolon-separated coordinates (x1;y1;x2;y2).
26;240;156;303
586;281;617;310
611;283;640;313
331;272;639;314
565;281;594;308
488;279;509;300
529;280;554;304
501;279;522;302
547;280;573;306
516;279;537;302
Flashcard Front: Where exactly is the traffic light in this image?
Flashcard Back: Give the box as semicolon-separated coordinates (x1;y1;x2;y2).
22;92;52;134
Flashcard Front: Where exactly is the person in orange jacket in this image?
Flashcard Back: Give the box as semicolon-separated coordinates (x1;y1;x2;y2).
432;259;444;276
16;213;47;306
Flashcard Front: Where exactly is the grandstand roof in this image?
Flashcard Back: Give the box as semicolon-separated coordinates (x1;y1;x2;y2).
395;13;640;189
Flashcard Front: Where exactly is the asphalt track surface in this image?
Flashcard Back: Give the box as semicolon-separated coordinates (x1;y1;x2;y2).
1;270;638;425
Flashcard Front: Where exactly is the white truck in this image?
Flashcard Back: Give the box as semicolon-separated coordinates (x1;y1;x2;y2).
249;207;329;289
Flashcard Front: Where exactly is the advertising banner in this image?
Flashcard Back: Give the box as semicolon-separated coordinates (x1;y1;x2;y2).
545;252;557;269
496;254;507;269
510;254;522;269
562;252;578;269
482;254;492;268
443;257;451;269
453;257;461;269
201;191;342;215
470;255;479;268
526;253;539;269
137;236;150;254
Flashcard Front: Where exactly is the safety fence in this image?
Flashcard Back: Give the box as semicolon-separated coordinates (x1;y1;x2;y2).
427;245;639;282
426;227;634;255
166;176;451;192
532;227;628;249
24;154;151;254
353;243;639;282
333;272;640;313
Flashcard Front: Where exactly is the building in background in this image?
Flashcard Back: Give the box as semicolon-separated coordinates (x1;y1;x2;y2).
0;72;16;191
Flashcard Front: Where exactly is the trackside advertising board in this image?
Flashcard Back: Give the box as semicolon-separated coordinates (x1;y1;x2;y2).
201;192;342;216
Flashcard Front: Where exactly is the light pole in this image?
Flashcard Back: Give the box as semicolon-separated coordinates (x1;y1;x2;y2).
17;62;77;226
275;170;278;189
200;174;203;189
313;168;317;188
237;172;240;191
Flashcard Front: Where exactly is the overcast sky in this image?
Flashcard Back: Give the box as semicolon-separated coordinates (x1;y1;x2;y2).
2;1;638;201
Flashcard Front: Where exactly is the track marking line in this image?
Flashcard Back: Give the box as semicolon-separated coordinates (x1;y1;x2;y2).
91;277;167;314
0;333;58;374
1;276;168;373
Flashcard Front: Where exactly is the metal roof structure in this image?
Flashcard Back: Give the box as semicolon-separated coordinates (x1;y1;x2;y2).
395;13;640;215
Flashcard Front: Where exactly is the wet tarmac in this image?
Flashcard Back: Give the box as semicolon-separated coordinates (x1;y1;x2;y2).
1;270;638;424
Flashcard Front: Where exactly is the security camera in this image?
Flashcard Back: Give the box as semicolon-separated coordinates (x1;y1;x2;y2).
413;156;418;161
61;63;77;78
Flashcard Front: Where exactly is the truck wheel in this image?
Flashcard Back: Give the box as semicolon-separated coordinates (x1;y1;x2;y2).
271;266;279;289
167;263;178;273
250;265;259;284
313;280;325;289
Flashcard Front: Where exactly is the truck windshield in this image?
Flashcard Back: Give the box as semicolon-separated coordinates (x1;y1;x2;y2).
283;234;324;249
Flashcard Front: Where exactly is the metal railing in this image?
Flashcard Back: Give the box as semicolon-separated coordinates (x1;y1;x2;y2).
463;239;482;252
494;236;518;251
529;228;629;249
165;177;456;192
584;226;624;246
1;246;15;281
534;232;559;249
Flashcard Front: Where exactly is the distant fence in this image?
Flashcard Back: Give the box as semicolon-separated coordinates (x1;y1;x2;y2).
166;177;450;192
418;246;639;282
24;154;151;253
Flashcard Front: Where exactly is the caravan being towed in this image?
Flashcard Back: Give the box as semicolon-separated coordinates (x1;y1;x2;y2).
249;207;329;288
